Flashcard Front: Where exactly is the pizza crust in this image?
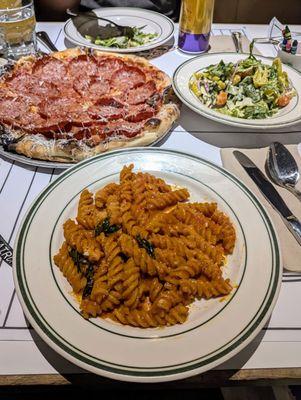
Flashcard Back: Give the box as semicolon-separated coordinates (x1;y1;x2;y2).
0;48;180;163
6;102;179;162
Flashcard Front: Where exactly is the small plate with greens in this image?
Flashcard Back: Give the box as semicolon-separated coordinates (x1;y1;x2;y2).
173;52;301;130
64;7;174;53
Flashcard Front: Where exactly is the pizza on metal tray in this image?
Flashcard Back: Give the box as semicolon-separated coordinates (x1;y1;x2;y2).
0;48;180;163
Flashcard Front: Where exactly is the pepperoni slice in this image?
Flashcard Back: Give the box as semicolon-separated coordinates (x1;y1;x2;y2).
7;72;34;92
0;97;48;130
0;97;28;122
31;80;60;100
74;77;110;99
39;97;85;119
20;113;55;131
73;78;91;95
40;98;96;128
110;66;146;91
33;56;68;85
70;125;106;142
72;127;92;140
125;104;155;122
88;104;124;120
25;120;87;137
96;97;124;108
87;78;110;98
7;75;60;103
88;97;125;120
68;55;98;78
125;81;157;105
97;58;126;80
27;123;70;137
58;86;81;101
104;121;143;138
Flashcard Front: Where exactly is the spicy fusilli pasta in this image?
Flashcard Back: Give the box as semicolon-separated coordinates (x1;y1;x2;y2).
54;164;236;328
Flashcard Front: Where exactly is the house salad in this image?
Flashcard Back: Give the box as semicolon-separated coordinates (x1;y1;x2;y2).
189;55;296;119
85;26;158;48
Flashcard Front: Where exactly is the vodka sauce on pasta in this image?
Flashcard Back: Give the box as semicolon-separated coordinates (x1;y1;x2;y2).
53;165;236;328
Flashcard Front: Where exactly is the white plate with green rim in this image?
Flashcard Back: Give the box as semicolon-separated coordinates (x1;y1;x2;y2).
64;7;174;53
13;148;282;382
173;52;301;130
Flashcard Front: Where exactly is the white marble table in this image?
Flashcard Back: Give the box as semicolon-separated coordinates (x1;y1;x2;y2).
1;22;301;387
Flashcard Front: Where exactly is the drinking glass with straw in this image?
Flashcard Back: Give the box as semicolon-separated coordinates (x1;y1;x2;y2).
178;0;215;54
0;0;37;59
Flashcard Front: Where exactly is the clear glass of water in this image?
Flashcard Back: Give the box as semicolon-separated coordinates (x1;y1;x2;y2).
0;0;37;59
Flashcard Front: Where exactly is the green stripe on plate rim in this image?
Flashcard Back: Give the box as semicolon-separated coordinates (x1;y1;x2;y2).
47;170;247;339
15;149;279;373
15;148;281;377
172;52;301;128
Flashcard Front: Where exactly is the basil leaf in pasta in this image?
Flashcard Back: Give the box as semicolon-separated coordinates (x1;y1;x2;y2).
94;226;102;237
95;218;110;236
69;248;89;273
95;217;121;236
82;264;95;299
136;235;155;258
106;224;121;234
119;252;129;262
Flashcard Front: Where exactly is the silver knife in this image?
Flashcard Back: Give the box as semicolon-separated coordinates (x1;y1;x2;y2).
234;150;301;246
36;31;58;53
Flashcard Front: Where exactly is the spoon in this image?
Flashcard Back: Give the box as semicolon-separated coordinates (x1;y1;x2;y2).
265;142;301;202
231;31;243;53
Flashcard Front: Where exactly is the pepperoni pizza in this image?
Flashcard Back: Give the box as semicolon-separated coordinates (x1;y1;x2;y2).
0;48;180;163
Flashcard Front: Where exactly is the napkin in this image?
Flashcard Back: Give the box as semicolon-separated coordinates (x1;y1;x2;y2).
221;145;301;271
209;35;261;55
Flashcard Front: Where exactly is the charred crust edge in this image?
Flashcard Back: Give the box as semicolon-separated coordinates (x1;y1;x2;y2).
144;118;161;128
163;85;181;107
